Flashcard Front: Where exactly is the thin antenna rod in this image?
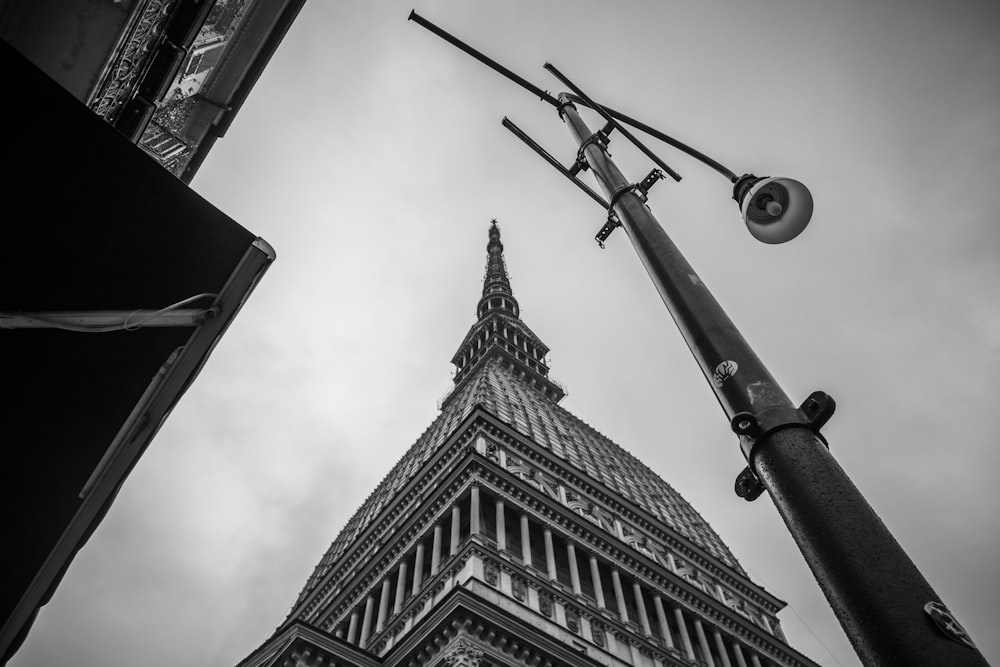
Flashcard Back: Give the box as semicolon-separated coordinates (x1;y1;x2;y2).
502;117;610;209
408;11;559;106
544;63;682;183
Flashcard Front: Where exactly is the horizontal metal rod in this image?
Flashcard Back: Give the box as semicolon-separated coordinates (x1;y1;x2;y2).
407;11;739;182
0;308;216;331
408;10;559;106
501;116;609;209
545;63;682;183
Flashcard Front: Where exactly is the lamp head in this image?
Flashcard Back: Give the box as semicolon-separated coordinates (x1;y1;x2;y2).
733;174;813;244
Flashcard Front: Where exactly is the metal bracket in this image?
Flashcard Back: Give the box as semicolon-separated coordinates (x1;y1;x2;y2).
732;390;836;501
593;185;634;248
595;211;622;249
734;467;765;501
575;128;610;172
638;168;665;196
594;169;665;249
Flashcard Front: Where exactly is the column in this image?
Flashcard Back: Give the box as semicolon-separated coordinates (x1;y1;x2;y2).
334;626;344;639
611;569;628;623
567;542;582;595
633;581;652;636
359;595;375;648
394;562;408;614
450;504;461;555
693;619;716;667
375;577;392;633
732;642;749;667
543;526;557;581
412;543;425;595
674;606;695;661
713;629;734;667
520;514;531;566
589;555;606;609
431;524;442;575
346;611;359;644
750;654;763;667
470;485;481;535
496;498;506;551
653;595;674;649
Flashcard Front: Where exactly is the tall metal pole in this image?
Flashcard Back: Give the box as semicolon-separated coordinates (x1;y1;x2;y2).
557;94;988;667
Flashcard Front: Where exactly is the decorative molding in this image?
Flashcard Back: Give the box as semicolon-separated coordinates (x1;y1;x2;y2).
439;638;484;667
482;436;781;632
467;474;786;660
512;577;526;602
591;623;605;647
311;438;485;624
484;563;498;587
566;608;580;634
538;594;553;618
90;0;175;119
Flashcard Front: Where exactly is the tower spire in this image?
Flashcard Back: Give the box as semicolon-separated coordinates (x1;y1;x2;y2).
446;220;564;403
477;219;519;320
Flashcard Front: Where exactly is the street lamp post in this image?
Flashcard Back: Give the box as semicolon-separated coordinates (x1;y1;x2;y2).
555;91;987;667
408;12;989;666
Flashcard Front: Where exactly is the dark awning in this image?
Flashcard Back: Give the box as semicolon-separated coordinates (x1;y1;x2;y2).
0;41;275;663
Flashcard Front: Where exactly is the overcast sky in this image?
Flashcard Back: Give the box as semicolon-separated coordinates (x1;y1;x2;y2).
12;1;1000;666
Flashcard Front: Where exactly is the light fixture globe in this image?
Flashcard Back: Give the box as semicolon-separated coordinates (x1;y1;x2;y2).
735;175;813;244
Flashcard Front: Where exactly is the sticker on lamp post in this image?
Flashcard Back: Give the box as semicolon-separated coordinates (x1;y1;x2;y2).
924;601;977;649
713;360;738;388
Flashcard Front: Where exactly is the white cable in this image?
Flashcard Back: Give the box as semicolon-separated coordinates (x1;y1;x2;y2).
0;293;219;333
122;292;218;331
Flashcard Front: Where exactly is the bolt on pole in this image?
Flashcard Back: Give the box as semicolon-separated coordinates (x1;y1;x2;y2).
557;94;988;667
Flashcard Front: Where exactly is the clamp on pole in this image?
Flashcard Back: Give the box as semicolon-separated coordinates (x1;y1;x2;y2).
732;391;836;501
594;169;665;248
595;212;621;249
637;168;665;196
574;127;611;172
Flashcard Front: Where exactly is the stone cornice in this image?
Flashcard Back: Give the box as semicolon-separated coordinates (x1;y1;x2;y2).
385;587;607;667
472;411;784;612
312;464;478;631
292;411;487;620
470;471;806;665
235;619;382;667
473;547;686;666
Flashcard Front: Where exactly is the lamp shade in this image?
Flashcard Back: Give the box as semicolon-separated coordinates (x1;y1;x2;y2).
738;176;813;244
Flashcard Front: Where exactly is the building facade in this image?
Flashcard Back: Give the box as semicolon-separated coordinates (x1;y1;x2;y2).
239;222;820;667
0;0;306;181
